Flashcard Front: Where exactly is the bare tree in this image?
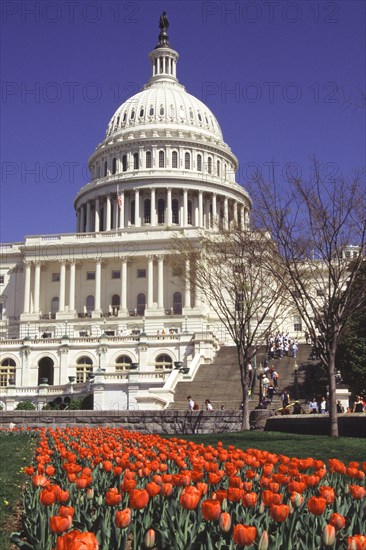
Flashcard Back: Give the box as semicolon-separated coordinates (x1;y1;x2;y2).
250;161;366;437
172;226;288;430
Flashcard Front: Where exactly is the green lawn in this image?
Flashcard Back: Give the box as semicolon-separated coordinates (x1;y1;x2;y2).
0;432;36;549
172;431;366;464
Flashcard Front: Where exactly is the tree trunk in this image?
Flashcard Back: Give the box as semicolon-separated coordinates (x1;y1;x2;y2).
328;346;339;438
239;358;250;431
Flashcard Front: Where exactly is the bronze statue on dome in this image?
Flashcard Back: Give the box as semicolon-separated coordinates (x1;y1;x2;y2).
157;12;170;48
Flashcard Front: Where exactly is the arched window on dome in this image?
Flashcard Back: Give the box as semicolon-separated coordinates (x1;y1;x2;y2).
123;112;127;123
51;297;59;318
159;105;164;116
0;358;16;387
122;155;127;172
111;294;120;316
208;157;212;174
130;200;135;225
188;200;193;225
115;354;132;372
97;163;101;178
85;295;94;317
149;106;154;117
155;354;173;371
173;292;183;314
130;110;135;120
197;112;202;122
197;154;202;172
133;153;139;170
158;198;165;223
76;356;93;383
116;116;120;128
137;293;146;316
112;157;117;175
217;160;220;177
144;199;151;224
159;151;165;168
185;152;191;170
104;161;108;177
139;108;144;118
189;109;193;120
146;151;152;168
172;198;179;224
172;151;178;168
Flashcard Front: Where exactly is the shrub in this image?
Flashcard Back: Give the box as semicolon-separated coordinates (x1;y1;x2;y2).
15;401;36;410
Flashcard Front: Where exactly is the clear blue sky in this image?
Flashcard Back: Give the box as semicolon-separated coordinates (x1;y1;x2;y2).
1;0;365;242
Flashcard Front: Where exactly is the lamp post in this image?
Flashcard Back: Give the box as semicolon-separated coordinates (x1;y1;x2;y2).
258;365;264;404
293;362;299;399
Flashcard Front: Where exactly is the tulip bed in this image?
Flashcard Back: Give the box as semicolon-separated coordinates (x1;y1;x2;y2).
11;427;366;549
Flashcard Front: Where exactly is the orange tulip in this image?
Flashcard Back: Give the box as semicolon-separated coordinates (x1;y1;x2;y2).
261;490;282;506
201;499;221;521
105;488;122;506
45;465;55;476
319;486;335;504
50;515;73;534
121;478;137;492
232;524;257;547
219;512;231;532
329;513;346;531
129;489;150;510
161;483;173;497
59;506;75;518
55;529;99;550
32;475;49;487
242;492;258;508
40;486;57;506
350;485;366;500
145;482;161;498
307;496;327;515
24;466;35;476
270;504;290;522
227;487;244;502
115;508;132;529
347;535;366;550
180;486;201;510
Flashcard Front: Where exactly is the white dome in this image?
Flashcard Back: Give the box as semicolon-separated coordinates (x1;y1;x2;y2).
105;83;223;142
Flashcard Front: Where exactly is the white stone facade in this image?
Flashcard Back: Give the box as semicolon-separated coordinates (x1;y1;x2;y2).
0;27;300;411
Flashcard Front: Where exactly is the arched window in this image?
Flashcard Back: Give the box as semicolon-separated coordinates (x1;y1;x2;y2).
115;355;132;372
157;198;165;223
144;199;151;224
173;292;182;314
217;160;220;177
104;161;108;177
185;152;191;170
159;151;165;168
112;157;117;175
76;356;93;383
197;154;202;172
208;157;212;174
130;110;135;120
133;153;139;170
139;108;144;118
51;297;59;317
97;163;101;178
188;200;193;225
146;151;152;168
122;155;127;172
155;354;173;370
172;198;179;224
137;293;146;316
149;106;154;116
0;358;16;387
111;294;120;316
130;200;135;225
172;151;178;168
86;295;94;316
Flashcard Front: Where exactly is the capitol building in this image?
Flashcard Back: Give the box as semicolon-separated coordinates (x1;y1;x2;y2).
0;17;288;411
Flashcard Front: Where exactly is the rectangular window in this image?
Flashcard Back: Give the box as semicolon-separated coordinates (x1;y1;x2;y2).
172;267;182;277
52;273;60;282
0;304;3;320
76;366;92;384
293;316;302;332
87;272;95;280
0;275;4;284
112;270;121;279
137;269;146;278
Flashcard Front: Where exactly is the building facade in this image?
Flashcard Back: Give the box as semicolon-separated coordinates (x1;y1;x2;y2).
0;19;299;411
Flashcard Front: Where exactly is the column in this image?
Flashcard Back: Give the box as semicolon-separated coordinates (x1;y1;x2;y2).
120;258;127;312
224;197;229;230
150;188;156;226
23;262;31;314
157;255;164;309
183;188;188;226
59;261;66;312
212;193;217;229
198;190;203;227
94;261;102;315
147;256;154;308
240;205;245;229
134;189;140;227
184;258;191;308
167;188;172;225
95;198;100;232
69;261;76;312
113;198;118;230
233;201;238;226
106;195;111;231
80;205;85;233
33;262;41;314
119;192;125;229
86;201;91;232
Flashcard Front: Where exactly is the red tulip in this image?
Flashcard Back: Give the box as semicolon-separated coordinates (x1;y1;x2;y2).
129;489;149;510
329;513;346;531
270;504;290;522
350;485;366;500
232;524;257;547
242;492;258;508
55;529;99;550
115;508;132;529
180;486;201;510
347;535;366;549
161;483;173;497
105;488;122;506
145;482;161;498
50;515;73;534
201;499;221;521
307;496;327;515
319;486;335;504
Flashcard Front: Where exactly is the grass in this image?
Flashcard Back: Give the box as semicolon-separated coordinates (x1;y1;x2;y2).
0;432;36;549
172;431;366;464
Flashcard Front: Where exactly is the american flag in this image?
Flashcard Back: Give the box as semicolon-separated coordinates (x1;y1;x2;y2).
117;187;122;207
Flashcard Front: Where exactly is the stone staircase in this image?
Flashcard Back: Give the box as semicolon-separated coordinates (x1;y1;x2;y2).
169;344;319;412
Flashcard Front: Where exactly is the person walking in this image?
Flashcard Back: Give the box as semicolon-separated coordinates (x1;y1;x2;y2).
320;396;327;414
187;396;195;411
205;399;213;411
